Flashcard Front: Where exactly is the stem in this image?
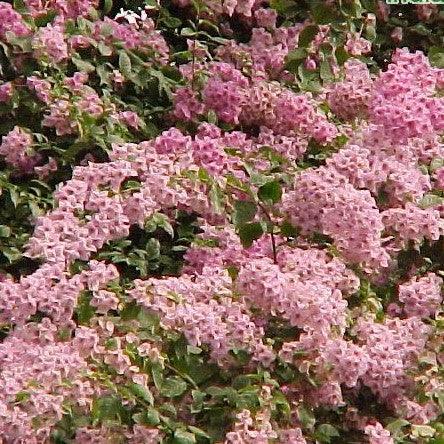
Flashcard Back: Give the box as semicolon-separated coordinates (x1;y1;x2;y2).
257;201;278;265
191;40;196;90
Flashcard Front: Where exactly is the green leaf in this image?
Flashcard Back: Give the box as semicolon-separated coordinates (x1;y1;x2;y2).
233;200;257;225
272;391;291;418
298;25;319;48
311;2;337;24
411;425;435;438
298;64;322;93
98;42;113;56
75;292;95;325
2;247;22;263
238;222;264;248
209;182;224;214
418;194;444;209
151;363;164;390
270;0;297;15
127;383;154;405
172;430;196;444
34;10;57;27
298;405;316;430
430;158;444;172
133;407;160;426
386;419;409;436
119;51;132;78
146;238;161;260
188;426;210;440
13;0;27;13
181;27;197;37
187;345;202;354
0;225;11;237
15;390;31;404
144;407;161;425
429;46;444;68
145;213;175;237
280;220;299;238
103;0;113;14
320;60;334;82
258;181;282;204
91;396;124;425
160;377;187;398
160;12;182;28
5;32;32;52
9;188;19;208
285;48;307;72
72;57;95;73
335;46;350;65
315;424;340;443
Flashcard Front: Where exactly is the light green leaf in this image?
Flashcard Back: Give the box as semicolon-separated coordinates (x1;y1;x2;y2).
172;430;196;444
119;51;132;78
0;225;11;237
298;25;319;48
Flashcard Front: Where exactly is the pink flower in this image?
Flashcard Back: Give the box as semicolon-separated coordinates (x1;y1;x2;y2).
32;24;69;63
118;111;141;129
0;2;30;39
345;33;372;56
0;127;37;172
0;82;13;102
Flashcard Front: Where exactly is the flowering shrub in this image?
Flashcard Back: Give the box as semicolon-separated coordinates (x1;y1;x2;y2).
0;0;444;443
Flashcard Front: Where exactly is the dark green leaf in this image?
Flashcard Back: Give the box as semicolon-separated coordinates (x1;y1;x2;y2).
269;0;297;15
258;181;282;204
311;2;337;24
34;10;57;27
74;292;95;325
91;396;124;425
238;222;264;248
298;25;319;48
280;220;299;238
233;200;257;225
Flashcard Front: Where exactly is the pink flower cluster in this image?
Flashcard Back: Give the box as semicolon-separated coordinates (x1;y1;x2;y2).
24;0;98;20
173;61;337;144
398;272;443;318
370;49;444;142
0;126;40;173
0;2;30;40
327;59;373;120
1;0;443;441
